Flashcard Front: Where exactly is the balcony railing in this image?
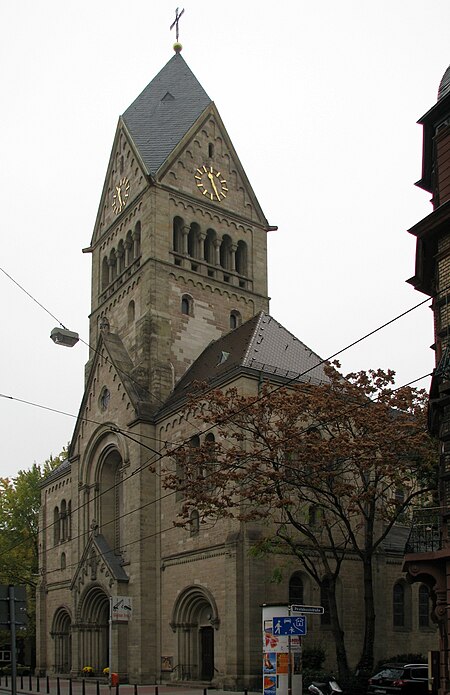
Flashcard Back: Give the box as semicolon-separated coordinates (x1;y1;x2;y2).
404;507;442;554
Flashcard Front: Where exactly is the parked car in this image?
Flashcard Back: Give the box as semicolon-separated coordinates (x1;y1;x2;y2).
368;663;429;695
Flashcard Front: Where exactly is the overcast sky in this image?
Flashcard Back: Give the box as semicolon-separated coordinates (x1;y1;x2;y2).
1;1;449;479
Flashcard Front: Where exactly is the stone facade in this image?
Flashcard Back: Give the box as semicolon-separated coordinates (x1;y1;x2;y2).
37;52;438;687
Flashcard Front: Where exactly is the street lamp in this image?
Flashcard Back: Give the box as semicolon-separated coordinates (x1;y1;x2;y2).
50;327;79;348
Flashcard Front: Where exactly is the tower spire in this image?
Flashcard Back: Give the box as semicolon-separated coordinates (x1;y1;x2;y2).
170;7;184;53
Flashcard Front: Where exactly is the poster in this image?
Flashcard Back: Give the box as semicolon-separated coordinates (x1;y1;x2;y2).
263;652;276;673
264;675;276;695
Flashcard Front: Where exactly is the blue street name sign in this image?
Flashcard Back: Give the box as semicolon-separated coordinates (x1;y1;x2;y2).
272;616;307;636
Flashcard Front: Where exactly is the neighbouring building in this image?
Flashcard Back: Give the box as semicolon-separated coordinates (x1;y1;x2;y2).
404;64;450;695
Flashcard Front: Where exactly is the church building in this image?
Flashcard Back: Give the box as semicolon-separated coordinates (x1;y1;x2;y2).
37;45;437;688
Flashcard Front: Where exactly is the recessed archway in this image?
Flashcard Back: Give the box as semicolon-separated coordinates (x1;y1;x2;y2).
78;586;110;673
171;586;219;681
51;607;72;673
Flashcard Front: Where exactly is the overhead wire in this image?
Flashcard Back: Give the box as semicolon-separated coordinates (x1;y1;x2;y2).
0;266;439;577
0;368;434;584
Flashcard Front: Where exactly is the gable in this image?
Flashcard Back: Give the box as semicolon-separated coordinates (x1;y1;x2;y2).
69;331;151;460
157;104;268;226
91;124;149;245
70;530;129;595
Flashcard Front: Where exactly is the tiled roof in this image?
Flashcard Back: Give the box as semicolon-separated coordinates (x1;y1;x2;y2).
161;312;328;411
122;53;211;175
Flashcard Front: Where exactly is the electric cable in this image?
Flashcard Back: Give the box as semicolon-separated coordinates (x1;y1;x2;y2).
0;368;434;583
0;366;434;559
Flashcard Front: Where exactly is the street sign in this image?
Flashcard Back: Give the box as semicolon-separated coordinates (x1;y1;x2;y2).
272;616;307;636
111;596;132;621
290;604;324;614
0;585;28;627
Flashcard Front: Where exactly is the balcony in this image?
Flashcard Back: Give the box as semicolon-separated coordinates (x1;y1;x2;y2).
404;507;442;554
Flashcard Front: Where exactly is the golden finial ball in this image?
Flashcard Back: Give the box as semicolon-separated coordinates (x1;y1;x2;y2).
173;42;183;53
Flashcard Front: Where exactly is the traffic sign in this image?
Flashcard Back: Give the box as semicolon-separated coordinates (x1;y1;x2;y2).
111;596;132;621
272;616;307;635
290;604;324;614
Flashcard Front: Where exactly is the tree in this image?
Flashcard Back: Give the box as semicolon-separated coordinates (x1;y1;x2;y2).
0;450;67;657
161;365;437;681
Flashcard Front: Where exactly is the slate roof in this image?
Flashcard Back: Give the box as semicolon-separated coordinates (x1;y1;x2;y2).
43;457;71;485
438;65;450;101
381;525;409;554
122;53;212;176
161;312;328;412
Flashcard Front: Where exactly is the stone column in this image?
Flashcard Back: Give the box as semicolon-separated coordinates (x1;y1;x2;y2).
213;238;221;266
230;243;237;272
182;226;190;255
108;258;115;285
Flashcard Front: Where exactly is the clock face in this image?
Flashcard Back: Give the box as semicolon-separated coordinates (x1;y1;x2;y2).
195;165;228;202
112;177;130;215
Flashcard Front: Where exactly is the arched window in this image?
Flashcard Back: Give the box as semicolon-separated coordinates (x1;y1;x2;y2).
208;143;214;158
188;223;200;258
320;578;331;625
205;229;216;265
190;510;200;537
418;584;430;628
235;240;247;276
61;552;66;570
220;235;232;270
60;500;67;541
126;230;133;264
203;433;216;488
109;249;117;281
173;216;184;253
53;506;60;545
117;240;125;274
133;221;141;257
308;505;318;526
101;257;109;290
230;310;242;329
289;572;304;606
181;294;193;316
128;300;135;324
393;582;405;627
100;450;123;553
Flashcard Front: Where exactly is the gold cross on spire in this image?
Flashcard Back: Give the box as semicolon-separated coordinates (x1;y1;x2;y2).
170;7;185;43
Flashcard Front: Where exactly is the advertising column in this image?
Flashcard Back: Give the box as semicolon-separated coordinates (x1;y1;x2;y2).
262;604;302;695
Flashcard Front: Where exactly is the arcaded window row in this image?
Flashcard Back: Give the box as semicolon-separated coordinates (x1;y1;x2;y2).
101;221;141;291
173;216;248;278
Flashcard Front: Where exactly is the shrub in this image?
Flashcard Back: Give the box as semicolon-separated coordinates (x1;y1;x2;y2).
302;644;326;670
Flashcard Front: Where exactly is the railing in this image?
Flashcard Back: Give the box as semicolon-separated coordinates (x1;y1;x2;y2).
404;507;442;554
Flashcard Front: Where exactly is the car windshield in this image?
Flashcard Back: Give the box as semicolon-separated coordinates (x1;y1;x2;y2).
374;668;404;679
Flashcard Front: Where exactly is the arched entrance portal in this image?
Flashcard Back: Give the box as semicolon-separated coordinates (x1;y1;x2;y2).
51;608;72;673
171;586;219;681
78;586;109;673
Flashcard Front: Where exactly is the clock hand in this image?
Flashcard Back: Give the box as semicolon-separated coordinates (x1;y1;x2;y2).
207;172;221;200
117;187;123;208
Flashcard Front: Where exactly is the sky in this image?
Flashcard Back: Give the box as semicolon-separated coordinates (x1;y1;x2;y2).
1;0;449;479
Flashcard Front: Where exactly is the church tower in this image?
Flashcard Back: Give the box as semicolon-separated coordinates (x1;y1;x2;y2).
86;49;271;410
